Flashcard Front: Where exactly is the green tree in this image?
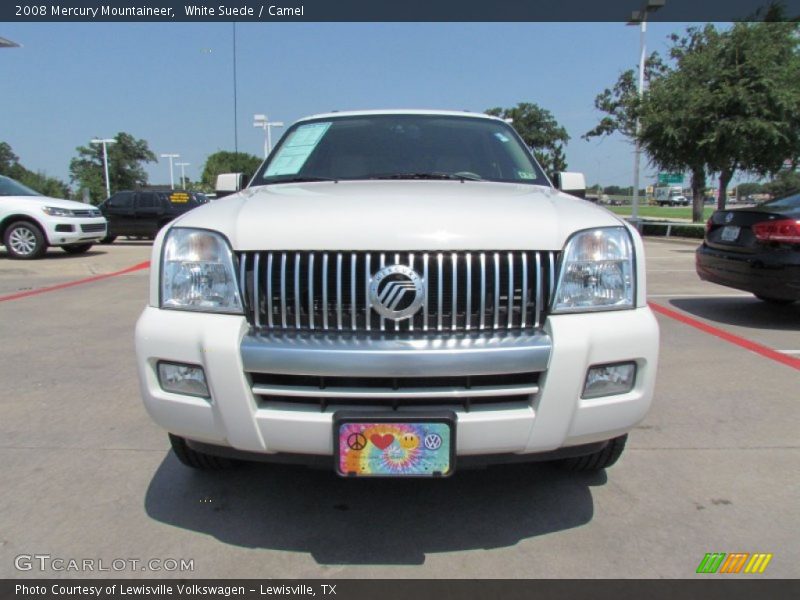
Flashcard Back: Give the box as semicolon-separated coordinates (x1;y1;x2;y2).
586;20;800;222
200;151;262;189
69;132;156;204
485;103;569;178
764;169;800;198
0;141;70;198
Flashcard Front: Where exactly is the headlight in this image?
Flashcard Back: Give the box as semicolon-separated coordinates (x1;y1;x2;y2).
161;228;243;313
42;206;74;217
552;227;635;313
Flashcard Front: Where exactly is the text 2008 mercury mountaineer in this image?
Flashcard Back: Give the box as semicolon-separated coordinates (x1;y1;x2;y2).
135;110;659;477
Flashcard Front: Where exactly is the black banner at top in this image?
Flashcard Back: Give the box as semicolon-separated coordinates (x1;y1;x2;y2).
3;0;800;22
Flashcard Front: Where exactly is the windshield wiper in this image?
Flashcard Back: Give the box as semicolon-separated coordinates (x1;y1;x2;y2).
265;176;337;184
370;172;483;181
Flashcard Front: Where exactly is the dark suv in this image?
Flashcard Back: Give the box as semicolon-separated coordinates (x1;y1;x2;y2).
99;190;208;243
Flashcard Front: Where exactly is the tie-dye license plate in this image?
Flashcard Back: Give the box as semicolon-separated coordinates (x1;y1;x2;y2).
335;417;454;477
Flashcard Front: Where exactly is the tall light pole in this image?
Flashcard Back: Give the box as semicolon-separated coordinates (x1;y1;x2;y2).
91;138;116;200
175;162;190;189
0;37;21;48
627;0;665;227
160;153;180;189
253;114;284;157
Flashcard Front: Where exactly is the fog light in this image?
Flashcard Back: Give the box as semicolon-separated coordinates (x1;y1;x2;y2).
583;362;636;399
157;362;209;398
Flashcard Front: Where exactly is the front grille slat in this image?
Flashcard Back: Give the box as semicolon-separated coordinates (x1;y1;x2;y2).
493;252;500;329
253;253;261;328
238;250;557;334
535;251;543;328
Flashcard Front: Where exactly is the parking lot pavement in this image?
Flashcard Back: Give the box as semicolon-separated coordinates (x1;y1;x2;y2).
644;238;800;359
0;241;152;297
0;240;797;579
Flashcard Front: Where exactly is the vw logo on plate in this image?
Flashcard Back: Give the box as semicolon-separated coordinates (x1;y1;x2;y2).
369;264;425;321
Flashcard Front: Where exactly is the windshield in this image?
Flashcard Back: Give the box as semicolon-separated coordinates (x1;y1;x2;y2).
0;175;41;197
760;192;800;211
251;114;550;186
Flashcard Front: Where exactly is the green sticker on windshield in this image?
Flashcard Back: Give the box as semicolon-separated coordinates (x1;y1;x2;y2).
517;170;535;179
265;122;332;177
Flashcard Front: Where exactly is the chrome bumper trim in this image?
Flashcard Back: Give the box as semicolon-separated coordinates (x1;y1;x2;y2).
240;331;552;377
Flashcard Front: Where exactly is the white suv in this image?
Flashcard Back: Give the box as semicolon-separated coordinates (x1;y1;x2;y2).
0;175;107;259
136;110;659;477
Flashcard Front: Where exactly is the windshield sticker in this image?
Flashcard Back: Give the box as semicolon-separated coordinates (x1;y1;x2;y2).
265;122;332;177
517;170;535;179
494;132;510;143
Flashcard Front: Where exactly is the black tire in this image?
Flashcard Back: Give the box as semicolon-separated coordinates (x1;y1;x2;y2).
755;295;795;305
559;434;628;472
61;243;93;254
3;221;47;259
100;235;116;244
168;434;236;470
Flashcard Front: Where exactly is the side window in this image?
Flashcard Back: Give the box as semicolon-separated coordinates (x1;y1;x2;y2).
135;193;158;209
107;192;134;209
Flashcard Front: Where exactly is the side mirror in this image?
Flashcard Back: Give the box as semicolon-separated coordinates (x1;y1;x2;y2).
215;173;245;198
555;172;586;199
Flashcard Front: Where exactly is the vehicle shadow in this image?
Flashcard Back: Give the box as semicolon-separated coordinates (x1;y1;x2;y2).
144;453;602;565
669;297;800;331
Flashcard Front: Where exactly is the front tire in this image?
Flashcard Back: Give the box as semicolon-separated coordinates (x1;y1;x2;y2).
61;243;93;254
4;221;47;259
100;235;116;244
559;434;628;472
168;434;236;470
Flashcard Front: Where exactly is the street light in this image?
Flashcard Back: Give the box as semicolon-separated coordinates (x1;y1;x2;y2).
90;138;117;200
175;162;190;189
253;114;284;157
160;153;180;190
0;37;21;48
627;0;665;227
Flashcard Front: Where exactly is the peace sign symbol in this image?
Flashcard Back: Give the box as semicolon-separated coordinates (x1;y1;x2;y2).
347;432;367;451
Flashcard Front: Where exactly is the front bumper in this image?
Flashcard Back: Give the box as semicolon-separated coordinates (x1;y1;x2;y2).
44;218;107;245
696;243;800;300
135;307;659;459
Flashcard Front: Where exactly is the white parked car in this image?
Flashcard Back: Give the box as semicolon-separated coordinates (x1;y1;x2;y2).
136;110;659;477
0;175;107;259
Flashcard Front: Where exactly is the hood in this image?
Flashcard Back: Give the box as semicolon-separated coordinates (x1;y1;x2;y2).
174;180;624;251
8;195;100;211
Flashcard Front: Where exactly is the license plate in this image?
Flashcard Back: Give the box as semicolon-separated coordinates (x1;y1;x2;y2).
334;413;455;477
721;225;740;242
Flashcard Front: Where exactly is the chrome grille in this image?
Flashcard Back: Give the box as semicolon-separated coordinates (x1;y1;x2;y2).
237;251;557;333
80;223;106;233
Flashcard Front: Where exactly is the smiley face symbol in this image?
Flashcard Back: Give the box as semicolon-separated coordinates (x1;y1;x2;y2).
399;432;419;450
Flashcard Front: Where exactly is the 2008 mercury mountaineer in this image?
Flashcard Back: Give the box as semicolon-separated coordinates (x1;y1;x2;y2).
135;110;659;477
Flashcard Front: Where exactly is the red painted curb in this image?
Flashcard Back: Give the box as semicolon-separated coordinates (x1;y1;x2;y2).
0;260;150;303
648;301;800;371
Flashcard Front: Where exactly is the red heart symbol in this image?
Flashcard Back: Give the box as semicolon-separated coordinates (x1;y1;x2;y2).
370;433;394;450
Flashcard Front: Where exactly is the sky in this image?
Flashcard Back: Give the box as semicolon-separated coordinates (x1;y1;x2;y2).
0;21;739;190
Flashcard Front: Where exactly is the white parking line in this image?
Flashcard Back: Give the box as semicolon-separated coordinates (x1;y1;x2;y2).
647;269;698;272
779;350;800;355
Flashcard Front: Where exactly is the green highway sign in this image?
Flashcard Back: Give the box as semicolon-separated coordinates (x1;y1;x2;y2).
658;172;684;184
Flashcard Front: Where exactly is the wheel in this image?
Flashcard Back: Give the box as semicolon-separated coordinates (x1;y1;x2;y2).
168;434;236;470
559;434;628;472
3;221;47;259
100;235;116;244
61;243;93;254
755;295;795;305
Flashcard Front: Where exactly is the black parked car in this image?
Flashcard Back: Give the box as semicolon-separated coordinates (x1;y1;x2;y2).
696;192;800;304
99;190;208;243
